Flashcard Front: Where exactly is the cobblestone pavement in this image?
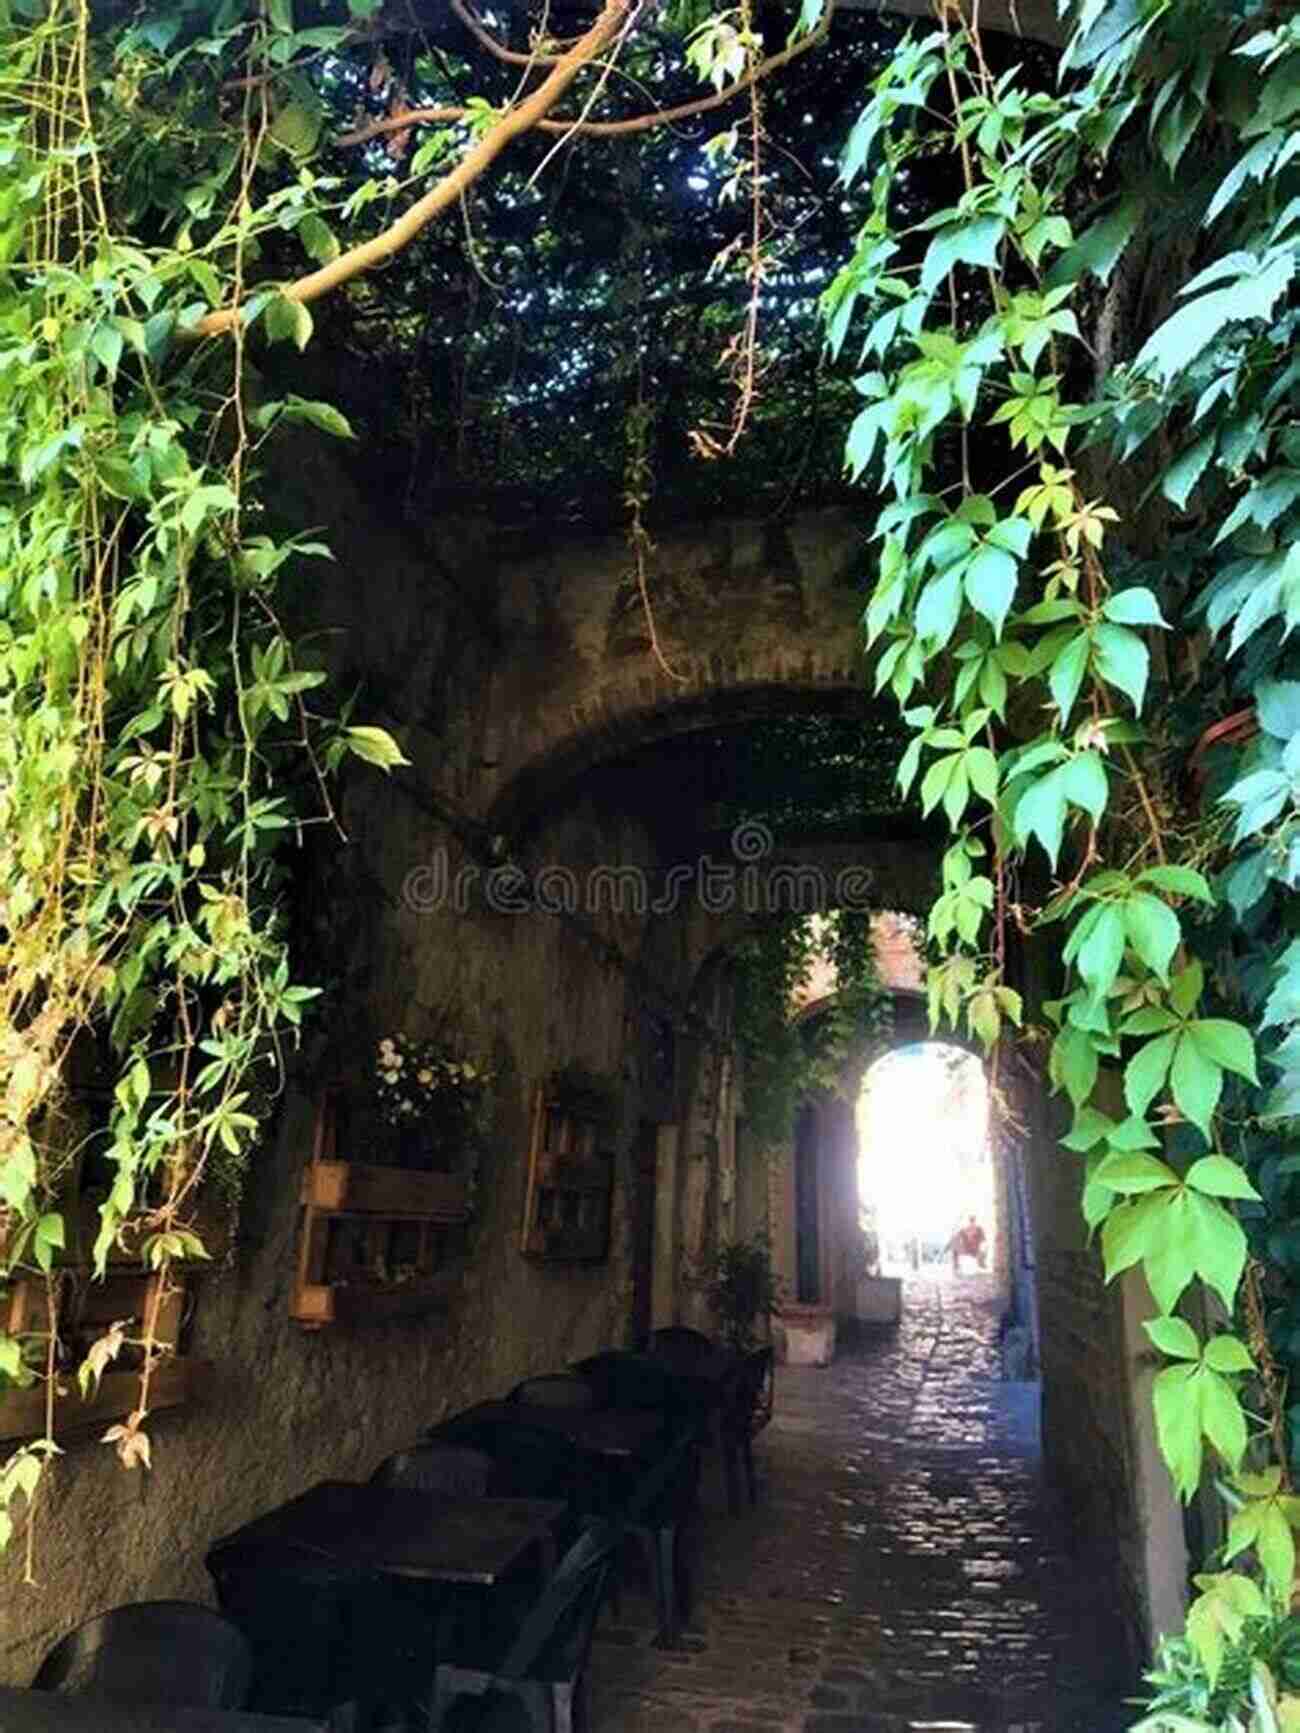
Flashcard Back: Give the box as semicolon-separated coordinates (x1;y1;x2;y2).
590;1277;1137;1733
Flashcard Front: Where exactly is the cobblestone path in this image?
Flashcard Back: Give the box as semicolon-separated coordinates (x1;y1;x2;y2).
591;1278;1136;1733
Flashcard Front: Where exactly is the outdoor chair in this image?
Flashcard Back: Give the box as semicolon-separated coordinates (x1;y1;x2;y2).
645;1326;713;1360
721;1345;775;1507
507;1373;598;1412
426;1414;583;1507
616;1431;701;1648
371;1443;493;1498
569;1352;682;1428
206;1540;373;1719
32;1600;253;1709
430;1519;622;1733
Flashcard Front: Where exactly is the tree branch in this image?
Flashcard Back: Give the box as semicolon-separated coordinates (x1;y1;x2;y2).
192;0;634;339
450;0;568;66
337;1;838;148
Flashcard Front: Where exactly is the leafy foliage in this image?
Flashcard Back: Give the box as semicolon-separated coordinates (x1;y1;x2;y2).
0;0;406;1554
824;0;1300;1681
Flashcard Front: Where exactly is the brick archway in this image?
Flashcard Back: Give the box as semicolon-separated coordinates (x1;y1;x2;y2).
471;506;875;833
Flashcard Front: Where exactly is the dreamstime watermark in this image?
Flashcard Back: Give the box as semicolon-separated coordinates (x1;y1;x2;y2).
401;820;874;918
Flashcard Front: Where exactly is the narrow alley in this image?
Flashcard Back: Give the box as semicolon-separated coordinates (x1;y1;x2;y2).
592;1279;1136;1733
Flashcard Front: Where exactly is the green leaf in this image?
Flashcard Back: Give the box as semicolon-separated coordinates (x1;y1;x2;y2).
1062;752;1108;822
1256;679;1300;741
1092;623;1149;713
1161;434;1215;510
1153;1362;1203;1498
964;544;1018;638
1049;631;1090;721
297;213;339;263
1135;254;1295;380
1125;1031;1178;1118
1189;1020;1258;1084
1103;587;1168;629
1186;1190;1248;1312
1171;961;1204;1021
1052;1023;1098;1108
1186;1155;1260;1201
1077;905;1126;999
1101;1194;1164;1279
1255;1503;1296;1602
1199;1368;1248;1472
264;295;314;351
269;100;322;159
1015;769;1069;868
1171;1033;1222;1140
915;567;964;649
1094;1151;1178;1194
345;725;410;770
1139;865;1214;903
1203;1334;1254;1374
33;1212;64;1273
278;396;355;440
1143;1197;1200;1314
1145;1315;1201;1360
1045;197;1142;291
1122;892;1180;982
920;217;1006;297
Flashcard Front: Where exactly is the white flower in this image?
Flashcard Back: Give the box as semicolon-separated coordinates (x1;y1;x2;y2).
417;1068;433;1085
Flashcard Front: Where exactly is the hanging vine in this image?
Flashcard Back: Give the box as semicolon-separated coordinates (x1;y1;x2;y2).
824;0;1300;1720
0;0;407;1566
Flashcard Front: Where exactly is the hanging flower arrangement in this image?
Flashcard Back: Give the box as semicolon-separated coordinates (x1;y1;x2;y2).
373;1033;493;1156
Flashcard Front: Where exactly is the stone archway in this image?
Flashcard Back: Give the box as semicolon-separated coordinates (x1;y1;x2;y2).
764;991;1037;1360
470;507;875;835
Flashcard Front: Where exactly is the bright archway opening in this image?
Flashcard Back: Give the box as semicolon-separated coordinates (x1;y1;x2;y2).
857;1041;995;1278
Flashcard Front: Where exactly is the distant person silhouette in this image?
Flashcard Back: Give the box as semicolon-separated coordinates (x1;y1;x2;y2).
949;1214;986;1276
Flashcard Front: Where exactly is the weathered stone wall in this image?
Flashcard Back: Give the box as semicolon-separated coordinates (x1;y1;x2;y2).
0;786;679;1680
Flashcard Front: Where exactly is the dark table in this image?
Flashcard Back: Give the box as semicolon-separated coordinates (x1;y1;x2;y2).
0;1691;336;1732
210;1481;566;1585
455;1403;664;1462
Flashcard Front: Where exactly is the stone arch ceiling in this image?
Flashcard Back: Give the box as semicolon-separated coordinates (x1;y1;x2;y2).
476;507;883;835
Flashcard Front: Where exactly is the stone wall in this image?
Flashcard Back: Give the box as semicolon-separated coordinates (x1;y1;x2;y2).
0;785;687;1679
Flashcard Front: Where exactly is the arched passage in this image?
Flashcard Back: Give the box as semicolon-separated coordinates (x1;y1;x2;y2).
763;987;1038;1360
858;1040;996;1279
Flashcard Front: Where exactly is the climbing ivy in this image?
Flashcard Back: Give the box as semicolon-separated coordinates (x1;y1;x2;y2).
0;0;406;1567
825;0;1300;1713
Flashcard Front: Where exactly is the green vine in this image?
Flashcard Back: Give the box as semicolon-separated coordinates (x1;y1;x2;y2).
0;0;403;1567
825;0;1300;1716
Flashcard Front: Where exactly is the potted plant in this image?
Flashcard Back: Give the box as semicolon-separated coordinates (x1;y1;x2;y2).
697;1236;782;1353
